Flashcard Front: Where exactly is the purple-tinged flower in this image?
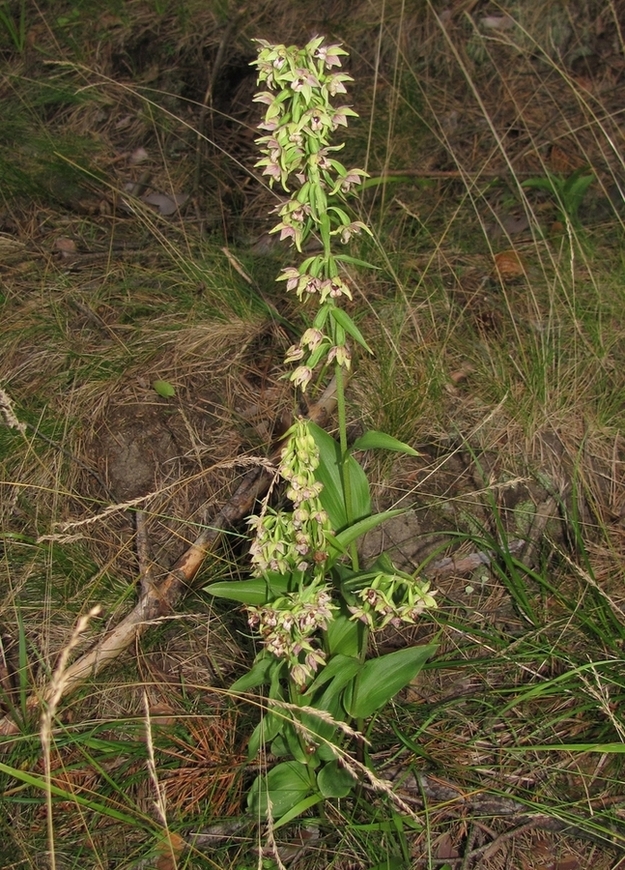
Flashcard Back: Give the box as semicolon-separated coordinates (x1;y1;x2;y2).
285;344;305;363
262;608;279;629
301;328;325;351
348;605;374;628
339;220;368;243
266;635;287;657
290;366;313;391
247;610;260;629
257;118;279;132
304;276;321;295
314;42;346;68
328;344;352;369
364;588;380;606
253;91;274;105
317;149;332;170
274;222;297;243
278;267;301;292
255;156;282;183
293;508;309;525
325;73;353;96
310;112;325;132
337;168;369;193
319;277;352;302
291;68;321;91
330;105;358;129
290;663;309;687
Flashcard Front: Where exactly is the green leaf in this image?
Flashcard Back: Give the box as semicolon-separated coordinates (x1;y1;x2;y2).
327;205;351;225
319;211;331;250
521;176;558;194
514;742;625;753
230;654;277;692
304;653;362;702
359;175;413;190
307;340;332;368
344;644;437;719
352;430;420;456
317;760;355;798
204;573;291;606
313;303;331;330
288;720;316;764
325;612;364;657
247;711;284;759
309;422;370;528
334;510;404;551
0;761;150;829
329;307;373;353
271;733;290;758
273;792;324;829
247;761;314;818
334;254;379;269
300;254;323;275
152;379;175;397
369;860;411;870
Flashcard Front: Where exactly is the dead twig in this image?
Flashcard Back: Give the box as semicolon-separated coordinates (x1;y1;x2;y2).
0;382;337;737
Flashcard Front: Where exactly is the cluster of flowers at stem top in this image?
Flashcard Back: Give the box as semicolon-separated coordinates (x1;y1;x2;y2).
252;35;371;394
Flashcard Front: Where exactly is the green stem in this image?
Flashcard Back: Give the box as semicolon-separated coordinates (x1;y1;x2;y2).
335;363;359;570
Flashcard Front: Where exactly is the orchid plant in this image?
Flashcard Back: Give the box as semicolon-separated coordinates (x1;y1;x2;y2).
205;36;437;821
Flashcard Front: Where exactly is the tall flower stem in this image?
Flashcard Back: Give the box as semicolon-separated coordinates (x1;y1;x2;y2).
335;362;359;570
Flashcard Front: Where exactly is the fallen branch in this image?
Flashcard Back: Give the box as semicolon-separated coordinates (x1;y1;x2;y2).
0;383;338;737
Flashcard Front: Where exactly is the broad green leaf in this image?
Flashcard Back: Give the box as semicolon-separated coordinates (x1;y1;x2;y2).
247;761;314;818
204;573;291;605
344;644;437;719
329;307;373;353
317;760;355;798
273;793;324;829
230;654;277;692
285;720;314;765
325;612;364;657
309;422;371;528
152;379;175;398
247;711;284;759
334;510;404;550
352;430;420;456
271;733;290;757
304;653;362;703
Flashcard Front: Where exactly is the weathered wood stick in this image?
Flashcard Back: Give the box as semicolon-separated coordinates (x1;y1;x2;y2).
0;382;338;736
